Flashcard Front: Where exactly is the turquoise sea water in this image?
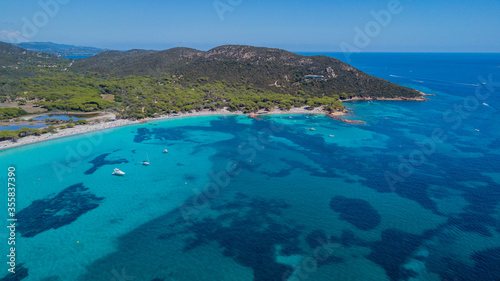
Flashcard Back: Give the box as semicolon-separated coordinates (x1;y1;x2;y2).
1;53;499;281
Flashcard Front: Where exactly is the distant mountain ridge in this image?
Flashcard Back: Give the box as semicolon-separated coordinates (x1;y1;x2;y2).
0;41;69;78
12;42;108;57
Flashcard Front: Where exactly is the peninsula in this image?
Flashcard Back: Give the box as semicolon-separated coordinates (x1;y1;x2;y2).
0;42;426;147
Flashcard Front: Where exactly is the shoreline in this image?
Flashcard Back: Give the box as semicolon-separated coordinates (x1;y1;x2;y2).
0;93;429;151
341;91;431;102
0;107;337;151
341;96;428;102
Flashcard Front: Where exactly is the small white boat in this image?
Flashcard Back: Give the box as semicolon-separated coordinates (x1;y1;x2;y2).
141;153;150;165
309;128;316;131
329;134;335;137
163;149;169;153
112;168;125;176
475;129;480;132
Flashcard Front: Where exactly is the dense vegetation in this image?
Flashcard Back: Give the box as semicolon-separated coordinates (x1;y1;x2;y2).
0;42;422;120
71;45;421;99
16;73;113;112
0;108;28;120
8;73;343;119
0;42;70;80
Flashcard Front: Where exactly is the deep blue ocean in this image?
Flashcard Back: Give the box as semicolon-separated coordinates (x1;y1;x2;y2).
0;53;499;281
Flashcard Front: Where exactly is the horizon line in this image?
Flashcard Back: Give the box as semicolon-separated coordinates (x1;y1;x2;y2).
4;41;499;54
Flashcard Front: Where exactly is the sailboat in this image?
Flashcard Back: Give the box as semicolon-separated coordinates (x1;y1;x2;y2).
141;153;150;166
112;168;125;176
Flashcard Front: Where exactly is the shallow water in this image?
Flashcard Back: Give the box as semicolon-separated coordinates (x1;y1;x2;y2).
0;123;46;131
33;114;92;121
0;53;499;281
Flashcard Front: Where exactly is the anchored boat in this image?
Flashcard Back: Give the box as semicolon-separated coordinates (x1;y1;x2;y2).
112;168;125;176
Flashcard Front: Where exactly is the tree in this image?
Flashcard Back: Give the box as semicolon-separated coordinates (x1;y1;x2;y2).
18;127;32;137
43;126;57;133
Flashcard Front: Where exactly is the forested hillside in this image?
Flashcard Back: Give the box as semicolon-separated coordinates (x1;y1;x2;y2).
0;42;423;119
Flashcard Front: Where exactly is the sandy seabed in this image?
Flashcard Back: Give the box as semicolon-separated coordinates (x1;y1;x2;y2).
0;107;338;151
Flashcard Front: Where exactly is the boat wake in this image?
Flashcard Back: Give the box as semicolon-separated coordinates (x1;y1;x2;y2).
389;74;480;87
482;102;498;112
455;82;480;87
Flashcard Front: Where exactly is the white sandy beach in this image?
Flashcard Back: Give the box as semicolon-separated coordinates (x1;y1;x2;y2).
0;107;335;151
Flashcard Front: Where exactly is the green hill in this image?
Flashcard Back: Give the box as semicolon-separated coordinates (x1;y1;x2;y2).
0;41;70;80
72;45;421;99
0;42;423;119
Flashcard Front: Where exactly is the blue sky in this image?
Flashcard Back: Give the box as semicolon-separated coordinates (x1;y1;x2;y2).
0;0;499;52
